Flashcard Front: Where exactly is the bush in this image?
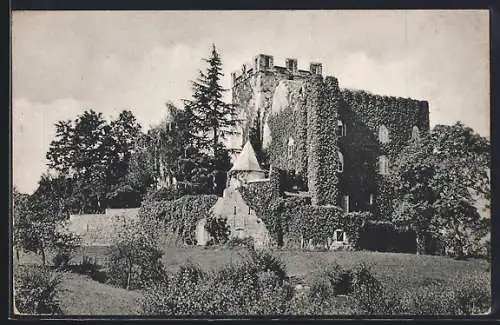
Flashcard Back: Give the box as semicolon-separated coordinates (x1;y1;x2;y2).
309;263;354;301
106;242;165;290
350;263;389;315
52;251;72;271
139;194;218;245
141;250;294;315
205;216;231;245
244;249;287;282
14;265;63;315
143;186;184;203
226;236;255;249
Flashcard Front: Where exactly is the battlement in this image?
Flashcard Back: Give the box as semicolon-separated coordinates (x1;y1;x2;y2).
231;54;323;86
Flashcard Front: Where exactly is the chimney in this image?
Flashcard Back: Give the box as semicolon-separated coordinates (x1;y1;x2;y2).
310;62;323;75
286;58;298;74
254;54;274;71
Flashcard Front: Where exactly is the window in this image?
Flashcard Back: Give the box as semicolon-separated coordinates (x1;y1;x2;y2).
411;126;420;140
335;230;345;242
341;195;349;212
287;137;295;159
378;125;390;143
337;151;344;172
369;193;374;205
337;120;346;137
379;155;389;175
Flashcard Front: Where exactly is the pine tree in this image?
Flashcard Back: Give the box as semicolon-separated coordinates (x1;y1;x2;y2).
183;44;239;195
184;44;239;155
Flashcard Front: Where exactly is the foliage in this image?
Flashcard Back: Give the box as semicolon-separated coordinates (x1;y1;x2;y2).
52;251;72;271
141;250;293;315
350;263;389;314
14;265;63;315
45;109;142;212
181;44;238;195
142;185;185;203
225;236;255;249
15;175;81;265
358;220;416;253
183;44;239;156
141;102;215;195
248;109;270;170
205;216;231;245
309;263;354;301
240;179;369;248
73;255;100;276
391;122;490;257
13;187;30;259
139;195;218;245
106;218;166;290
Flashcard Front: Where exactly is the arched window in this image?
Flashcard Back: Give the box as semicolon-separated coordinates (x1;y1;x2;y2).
379;155;389;175
378;125;390;143
411;126;420;140
287;137;295;159
338;151;344;172
369;193;374;205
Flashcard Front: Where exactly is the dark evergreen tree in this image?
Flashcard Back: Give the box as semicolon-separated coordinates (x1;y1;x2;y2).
183;44;239;195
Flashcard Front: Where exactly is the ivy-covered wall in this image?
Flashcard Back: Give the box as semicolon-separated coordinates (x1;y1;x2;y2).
232;56;430;219
338;89;430;218
307;76;341;206
138;195;218;245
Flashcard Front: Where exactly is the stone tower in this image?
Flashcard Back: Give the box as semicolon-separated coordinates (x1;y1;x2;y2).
306;75;341;206
231;54;322;148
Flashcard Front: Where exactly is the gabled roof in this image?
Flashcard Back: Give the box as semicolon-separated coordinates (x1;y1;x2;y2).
229;141;263;173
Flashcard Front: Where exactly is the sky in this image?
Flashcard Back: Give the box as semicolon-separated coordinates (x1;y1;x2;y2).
12;10;490;195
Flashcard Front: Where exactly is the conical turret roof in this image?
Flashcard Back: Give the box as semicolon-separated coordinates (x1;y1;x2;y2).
229;141;263;173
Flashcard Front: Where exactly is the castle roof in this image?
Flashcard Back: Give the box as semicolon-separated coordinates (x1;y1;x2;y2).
229;141;263;173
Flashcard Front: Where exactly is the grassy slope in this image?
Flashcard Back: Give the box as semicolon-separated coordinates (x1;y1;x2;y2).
15;247;490;315
58;273;142;315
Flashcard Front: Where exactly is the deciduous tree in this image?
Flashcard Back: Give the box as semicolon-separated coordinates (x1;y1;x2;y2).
391;122;490;258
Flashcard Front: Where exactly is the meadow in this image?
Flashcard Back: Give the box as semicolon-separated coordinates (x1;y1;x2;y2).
13;245;491;316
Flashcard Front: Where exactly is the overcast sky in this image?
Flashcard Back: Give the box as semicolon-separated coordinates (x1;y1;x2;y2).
12;10;489;194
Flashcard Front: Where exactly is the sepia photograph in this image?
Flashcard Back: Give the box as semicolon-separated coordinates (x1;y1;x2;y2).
11;10;491;317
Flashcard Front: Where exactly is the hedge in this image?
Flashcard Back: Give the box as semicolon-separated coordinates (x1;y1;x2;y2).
138;195;218;245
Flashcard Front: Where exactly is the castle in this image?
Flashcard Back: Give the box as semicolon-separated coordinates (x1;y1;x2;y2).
231;54;430;215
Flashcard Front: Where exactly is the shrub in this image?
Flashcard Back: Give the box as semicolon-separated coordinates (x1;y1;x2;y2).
106;241;165;290
143;186;184;203
139;194;218;245
309;263;354;301
205;216;231;245
74;256;100;275
226;236;255;249
13;265;63;315
141;250;294;315
52;251;72;271
350;263;387;315
243;249;287;282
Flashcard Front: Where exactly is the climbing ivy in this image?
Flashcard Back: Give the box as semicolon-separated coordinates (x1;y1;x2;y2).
139;195;218;245
339;89;429;218
239;177;370;249
309;76;340;205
